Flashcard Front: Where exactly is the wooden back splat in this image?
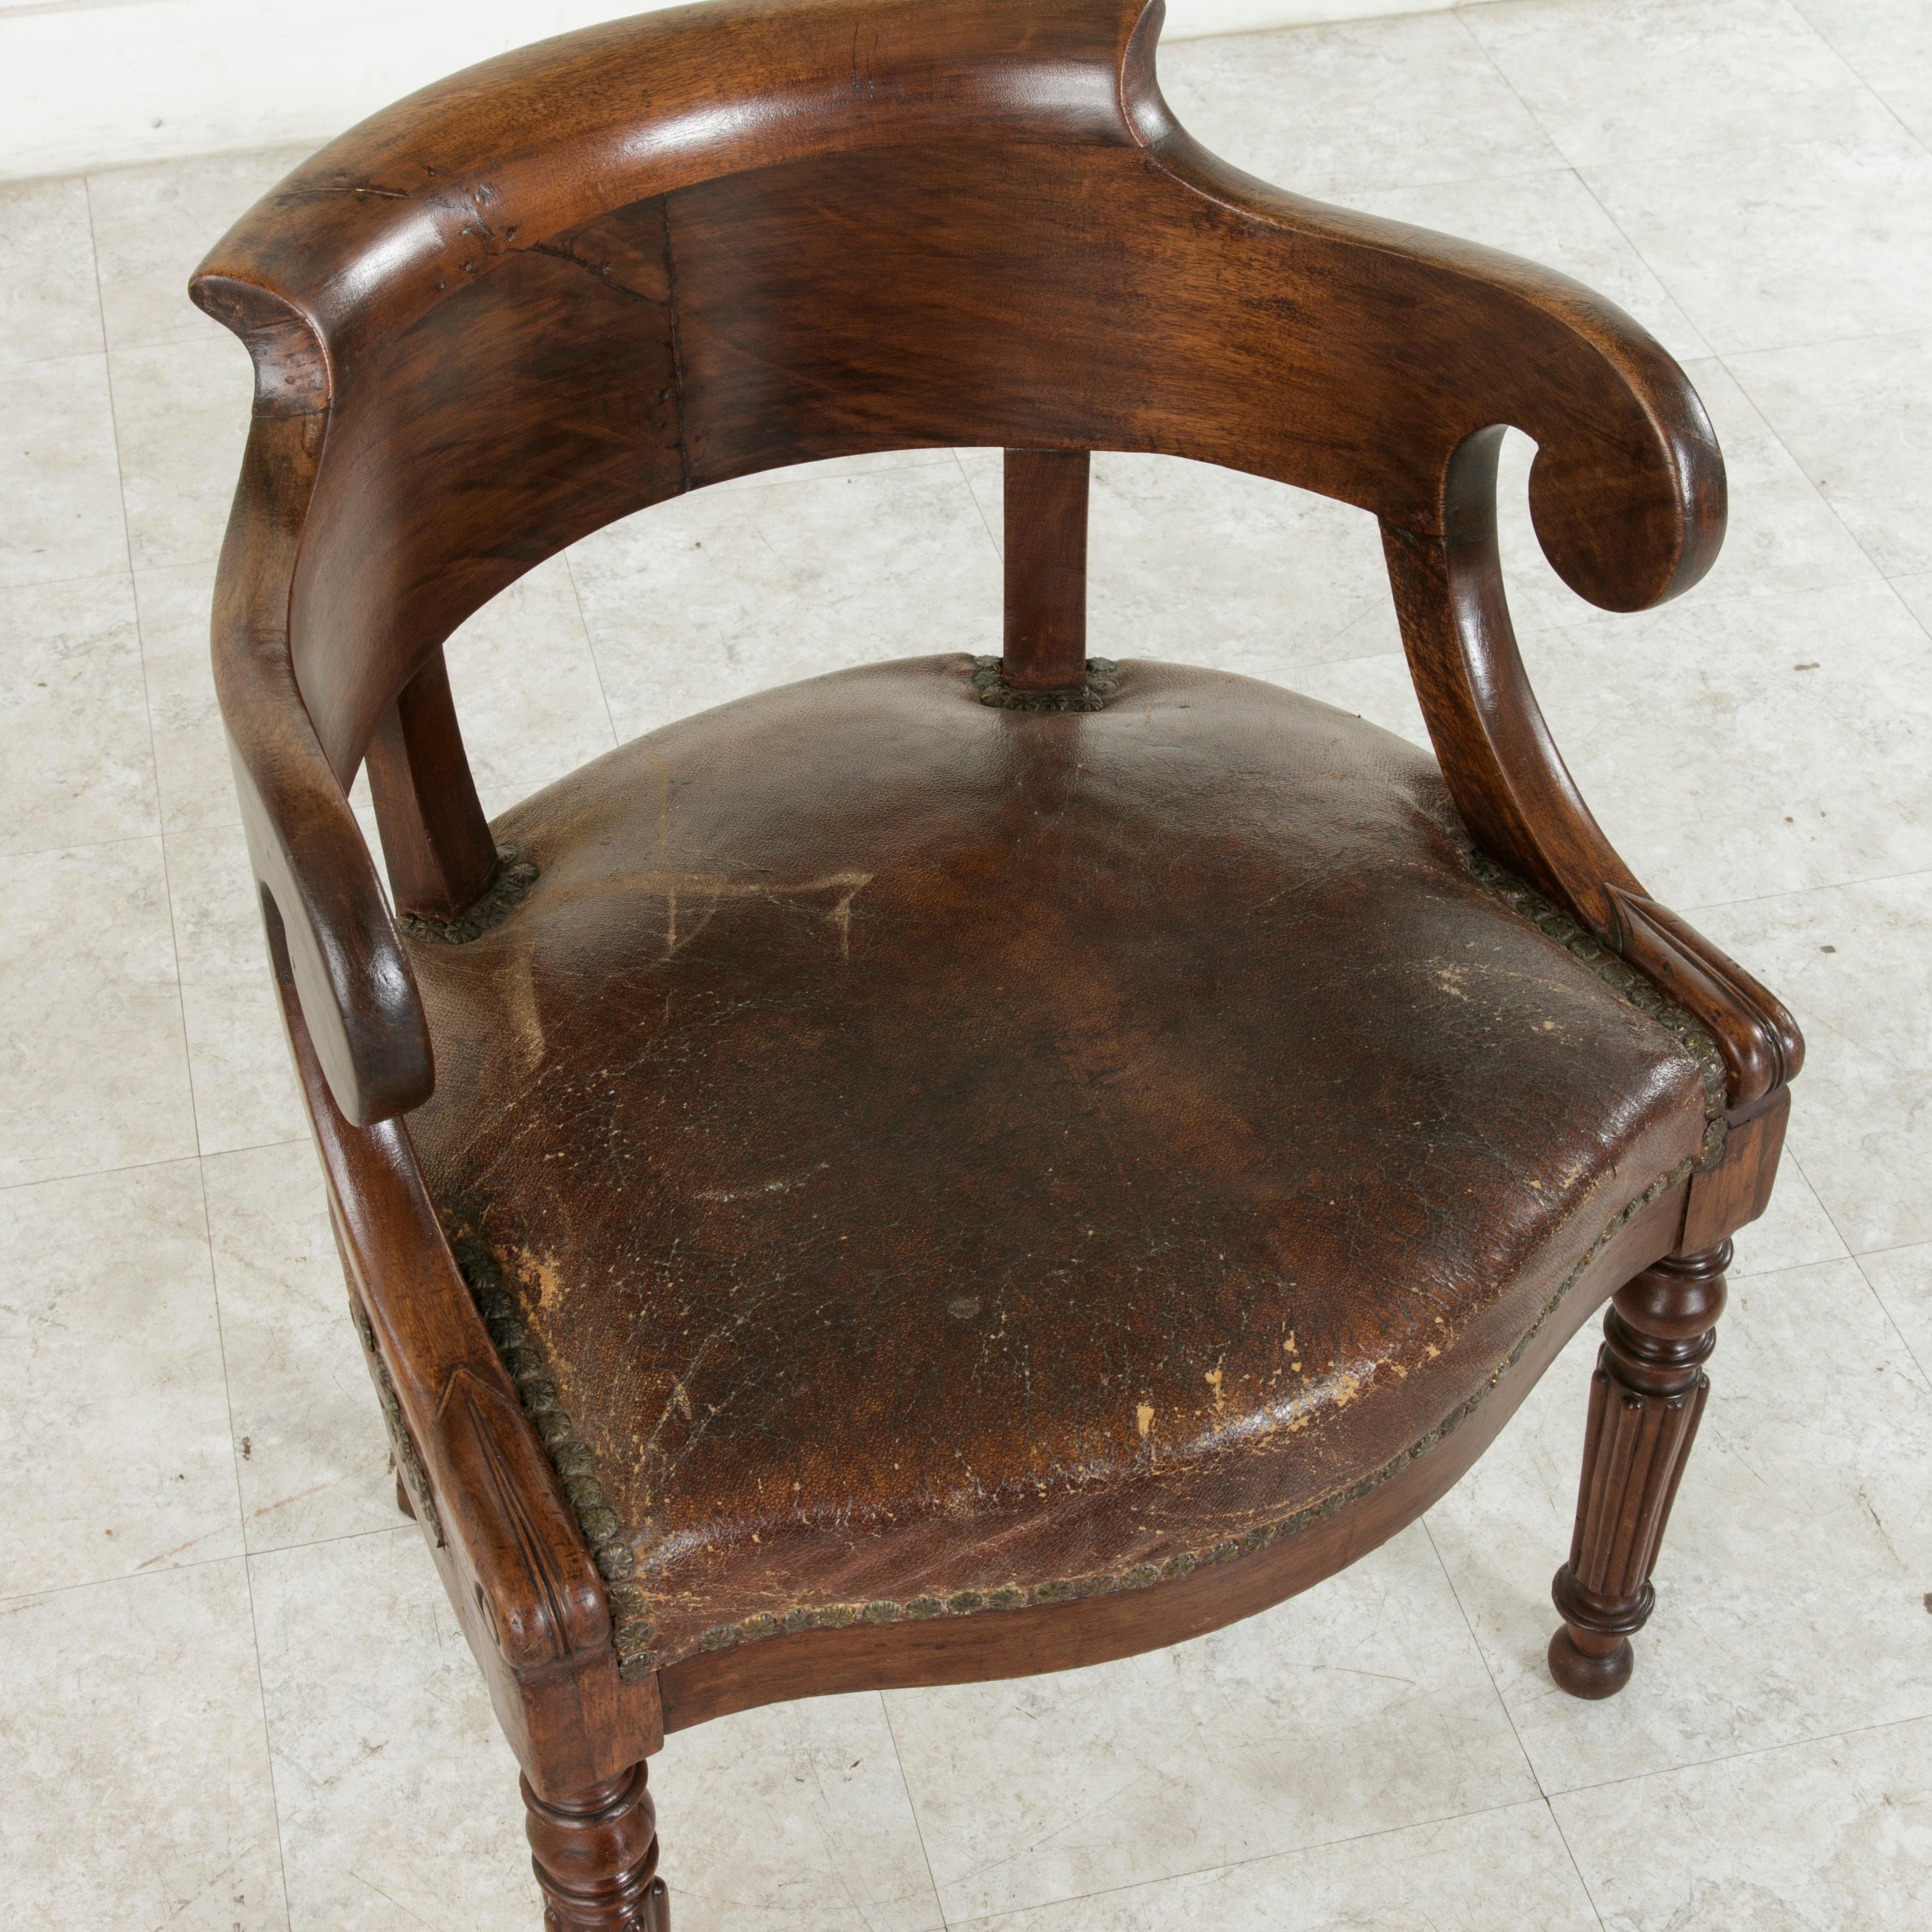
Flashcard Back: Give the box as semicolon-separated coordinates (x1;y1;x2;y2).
1003;450;1091;691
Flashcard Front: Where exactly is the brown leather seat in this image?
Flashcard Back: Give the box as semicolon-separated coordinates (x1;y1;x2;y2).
407;654;1717;1670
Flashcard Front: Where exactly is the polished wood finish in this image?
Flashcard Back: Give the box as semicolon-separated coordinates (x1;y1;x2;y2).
269;891;664;1800
1380;426;1800;1110
524;1762;668;1932
192;0;1776;1134
364;645;498;918
186;0;1805;1919
1548;1242;1731;1698
1002;449;1090;689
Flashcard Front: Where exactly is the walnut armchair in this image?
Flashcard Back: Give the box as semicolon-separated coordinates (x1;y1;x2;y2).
193;1;1801;1924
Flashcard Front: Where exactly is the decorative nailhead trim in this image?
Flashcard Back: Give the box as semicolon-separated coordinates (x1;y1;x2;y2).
431;845;1715;1667
582;1140;1696;1660
400;845;539;945
968;655;1120;712
448;1234;650;1673
1465;850;1729;1168
347;1294;445;1549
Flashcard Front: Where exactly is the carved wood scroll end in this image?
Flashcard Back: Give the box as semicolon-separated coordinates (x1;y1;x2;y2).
1603;884;1804;1108
1469;852;1729;1165
450;1238;655;1684
434;1362;612;1674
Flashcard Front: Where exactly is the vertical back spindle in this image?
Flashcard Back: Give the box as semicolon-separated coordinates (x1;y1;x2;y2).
1002;449;1090;691
364;645;500;920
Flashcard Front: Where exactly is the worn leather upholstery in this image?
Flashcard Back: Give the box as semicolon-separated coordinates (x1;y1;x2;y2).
406;656;1710;1667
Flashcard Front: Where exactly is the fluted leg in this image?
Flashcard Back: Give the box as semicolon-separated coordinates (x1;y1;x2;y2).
523;1760;668;1932
1548;1241;1729;1699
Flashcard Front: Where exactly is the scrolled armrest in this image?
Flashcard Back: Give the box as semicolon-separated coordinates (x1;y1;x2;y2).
1381;425;1800;1115
1135;116;1728;617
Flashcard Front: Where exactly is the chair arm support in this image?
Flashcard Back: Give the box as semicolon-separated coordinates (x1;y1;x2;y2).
1605;889;1804;1106
267;913;609;1674
269;932;655;1791
1140;121;1727;614
1383;428;1802;1110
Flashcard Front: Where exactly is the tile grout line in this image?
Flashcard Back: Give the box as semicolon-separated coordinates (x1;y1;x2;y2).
559;548;624;757
0;1132;309;1196
3;815;234;863
1837;1172;1932;1389
1720;317;1932;361
1677;861;1932;920
191;1144;298;1929
158;830;221;1160
1089;543;1902;714
1718;347;1931;596
1418;1515;1611;1930
1777;1144;1860;1281
953;447;1002;562
934;1792;1593;1932
1838;1233;1932;1266
0;560;156;595
1720;1241;1912;1305
1539;1704;1932;1810
81;172;217;1166
1290;553;1911;666
0;1516;420;1614
1415;1517;1551;1796
1541;1799;1611;1931
1817;1249;1932;1399
1784;0;1932;164
877;1692;952;1932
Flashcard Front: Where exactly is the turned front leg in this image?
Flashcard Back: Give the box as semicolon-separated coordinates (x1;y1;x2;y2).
1548;1241;1729;1699
524;1760;668;1932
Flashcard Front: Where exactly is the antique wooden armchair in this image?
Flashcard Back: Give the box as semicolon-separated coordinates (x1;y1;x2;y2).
194;1;1801;1923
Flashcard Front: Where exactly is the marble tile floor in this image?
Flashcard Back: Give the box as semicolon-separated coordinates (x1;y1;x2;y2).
3;1;1930;1926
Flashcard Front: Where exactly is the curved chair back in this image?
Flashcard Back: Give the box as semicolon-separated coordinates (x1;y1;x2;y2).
194;0;1728;1128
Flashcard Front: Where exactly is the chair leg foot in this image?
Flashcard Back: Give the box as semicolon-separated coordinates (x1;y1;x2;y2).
1547;1242;1729;1700
523;1760;667;1932
1546;1625;1632;1700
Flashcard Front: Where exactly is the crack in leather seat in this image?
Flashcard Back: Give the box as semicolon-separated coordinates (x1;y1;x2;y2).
406;654;1713;1667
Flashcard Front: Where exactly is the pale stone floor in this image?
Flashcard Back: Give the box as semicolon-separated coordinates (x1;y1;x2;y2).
4;1;1932;1926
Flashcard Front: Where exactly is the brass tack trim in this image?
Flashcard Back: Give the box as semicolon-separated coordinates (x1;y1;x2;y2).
449;1233;644;1671
401;844;539;945
661;1146;1690;1654
350;1293;445;1549
968;654;1121;713
614;1617;655;1657
1465;850;1729;1167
